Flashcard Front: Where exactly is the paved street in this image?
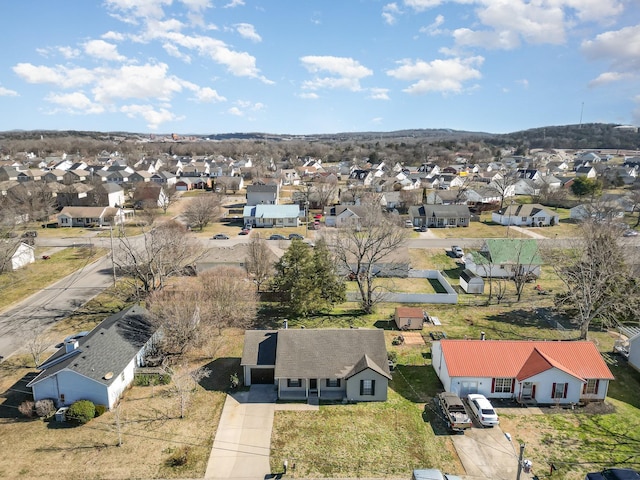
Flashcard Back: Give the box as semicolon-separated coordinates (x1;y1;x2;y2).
0;254;114;359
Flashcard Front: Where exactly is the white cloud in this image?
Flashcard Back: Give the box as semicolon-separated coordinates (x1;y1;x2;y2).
299;92;319;100
228;106;243;116
300;56;373;92
582;25;640;71
588;71;633;88
420;14;445;36
45;92;105;114
0;86;18;97
180;0;211;11
163;43;192;62
224;0;244;7
557;0;623;22
83;40;126;61
194;87;226;103
516;78;529;88
369;88;390;100
105;0;172;21
102;31;125;41
12;63;96;88
382;3;401;25
403;0;443;12
387;56;483;94
120;103;181;130
59;46;81;59
235;23;262;42
92;63;184;103
371;117;383;124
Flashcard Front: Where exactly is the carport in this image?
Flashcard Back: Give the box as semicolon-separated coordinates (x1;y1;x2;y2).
250;367;274;385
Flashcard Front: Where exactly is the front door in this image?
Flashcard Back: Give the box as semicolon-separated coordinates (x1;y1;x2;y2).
309;379;317;392
522;382;533;399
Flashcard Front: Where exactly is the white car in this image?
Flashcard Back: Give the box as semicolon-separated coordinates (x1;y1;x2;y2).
451;246;464;258
467;394;499;427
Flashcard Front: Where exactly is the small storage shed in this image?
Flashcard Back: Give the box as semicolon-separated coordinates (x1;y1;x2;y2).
394;307;425;330
460;269;484;294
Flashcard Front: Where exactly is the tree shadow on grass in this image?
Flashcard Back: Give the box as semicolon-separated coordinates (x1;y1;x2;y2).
256;304;369;330
483;308;578;339
199;357;241;392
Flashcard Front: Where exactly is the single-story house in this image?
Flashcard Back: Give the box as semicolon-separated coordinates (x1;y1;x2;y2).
175;177;210;191
246;184;279;205
492;203;559;227
465;239;542;279
408;204;471;228
2;241;35;271
27;306;158;409
459;269;484;294
431;339;614;404
394;307;425;330
243;204;301;228
196;243;278;273
241;328;392;402
58;206;127;227
324;205;368;228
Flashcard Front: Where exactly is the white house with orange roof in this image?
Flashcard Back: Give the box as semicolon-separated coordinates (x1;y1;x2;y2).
431;339;614;405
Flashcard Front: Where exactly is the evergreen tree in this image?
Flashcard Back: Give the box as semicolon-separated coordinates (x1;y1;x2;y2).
312;238;346;308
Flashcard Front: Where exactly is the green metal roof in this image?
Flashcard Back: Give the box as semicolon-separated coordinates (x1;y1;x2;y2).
474;238;542;265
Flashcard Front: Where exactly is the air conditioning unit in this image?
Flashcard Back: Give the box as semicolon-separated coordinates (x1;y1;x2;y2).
55;407;69;422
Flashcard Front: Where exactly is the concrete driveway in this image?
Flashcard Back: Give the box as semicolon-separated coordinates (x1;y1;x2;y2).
452;425;537;480
205;385;277;480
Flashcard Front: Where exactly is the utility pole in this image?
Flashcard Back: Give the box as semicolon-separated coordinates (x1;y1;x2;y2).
516;443;526;480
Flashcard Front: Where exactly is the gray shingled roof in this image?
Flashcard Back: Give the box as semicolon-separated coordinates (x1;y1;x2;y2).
273;329;390;380
241;330;278;366
28;305;156;388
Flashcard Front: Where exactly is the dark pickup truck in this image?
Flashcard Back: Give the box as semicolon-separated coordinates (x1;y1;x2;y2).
437;392;473;432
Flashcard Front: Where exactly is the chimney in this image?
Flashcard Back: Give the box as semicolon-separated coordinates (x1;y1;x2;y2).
283;319;288;329
480;331;486;341
65;339;79;353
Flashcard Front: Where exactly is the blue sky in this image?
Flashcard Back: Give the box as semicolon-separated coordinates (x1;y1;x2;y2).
1;0;639;135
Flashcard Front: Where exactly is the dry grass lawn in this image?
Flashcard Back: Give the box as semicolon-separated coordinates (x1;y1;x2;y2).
0;284;245;480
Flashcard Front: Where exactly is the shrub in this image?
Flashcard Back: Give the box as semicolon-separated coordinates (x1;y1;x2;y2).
66;400;95;425
35;399;56;418
134;373;171;386
94;404;107;417
18;400;35;418
166;446;191;467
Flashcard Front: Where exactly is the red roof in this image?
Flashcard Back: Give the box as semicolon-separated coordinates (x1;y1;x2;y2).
440;340;614;380
395;307;423;318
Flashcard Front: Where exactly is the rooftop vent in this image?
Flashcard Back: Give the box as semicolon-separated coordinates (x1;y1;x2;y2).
65;339;79;353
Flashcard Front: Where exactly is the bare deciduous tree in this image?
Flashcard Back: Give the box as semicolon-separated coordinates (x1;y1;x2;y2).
171;364;210;419
148;266;258;356
312;176;338;211
332;202;407;313
549;219;638;339
159;185;179;214
488;169;519;209
245;236;274;292
115;220;204;294
27;331;50;367
182;193;223;231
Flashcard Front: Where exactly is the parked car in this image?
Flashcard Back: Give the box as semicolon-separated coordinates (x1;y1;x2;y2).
288;233;304;240
313;214;322;220
239;229;250;235
22;230;38;238
405;219;414;228
435;392;472;432
419;225;428;232
585;469;640;480
269;234;286;240
623;230;638;237
412;469;462;480
451;246;464;258
212;233;229;240
467;394;499;427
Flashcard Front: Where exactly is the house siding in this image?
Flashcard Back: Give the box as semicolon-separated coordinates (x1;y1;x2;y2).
628;335;640;373
345;369;388;402
43;369;109;408
516;369;582;404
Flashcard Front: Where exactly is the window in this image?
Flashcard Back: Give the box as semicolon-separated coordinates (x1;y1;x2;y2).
360;379;375;396
584;379;598;395
493;378;513;393
287;378;301;388
521;216;528;221
552;382;567;399
326;379;340;388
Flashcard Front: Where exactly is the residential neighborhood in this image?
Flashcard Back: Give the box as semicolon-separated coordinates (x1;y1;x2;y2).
0;128;639;480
